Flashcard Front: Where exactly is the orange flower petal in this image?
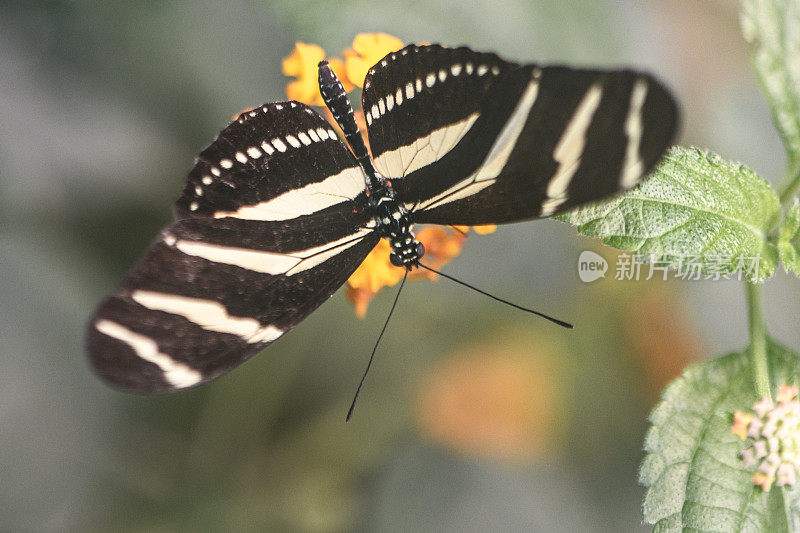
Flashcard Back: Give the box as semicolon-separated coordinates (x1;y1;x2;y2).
345;285;375;319
753;471;775;492
731;411;753;440
283;42;326;106
408;227;466;282
473;224;497;235
343;33;403;88
420;227;467;262
347;240;404;294
346;240;405;318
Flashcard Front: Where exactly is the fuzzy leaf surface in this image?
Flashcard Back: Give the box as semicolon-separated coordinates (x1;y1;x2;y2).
779;200;800;276
556;147;780;282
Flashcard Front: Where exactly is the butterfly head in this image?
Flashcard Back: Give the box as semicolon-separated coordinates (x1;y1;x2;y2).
374;195;424;269
389;240;425;269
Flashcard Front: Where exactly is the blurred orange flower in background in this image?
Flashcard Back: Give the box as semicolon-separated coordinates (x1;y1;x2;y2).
416;338;566;464
283;34;497;316
624;286;702;400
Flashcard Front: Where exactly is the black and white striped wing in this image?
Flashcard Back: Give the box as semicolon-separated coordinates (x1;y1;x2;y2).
362;44;678;225
88;102;378;393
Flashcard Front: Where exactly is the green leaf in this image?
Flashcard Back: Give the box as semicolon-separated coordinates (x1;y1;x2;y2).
556;147;780;282
741;0;800;165
640;339;800;532
779;199;800;276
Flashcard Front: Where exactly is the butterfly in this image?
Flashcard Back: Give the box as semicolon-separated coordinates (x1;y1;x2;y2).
87;44;678;393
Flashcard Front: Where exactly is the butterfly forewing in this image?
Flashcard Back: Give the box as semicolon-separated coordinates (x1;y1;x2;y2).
363;45;678;226
88;102;378;392
174;102;364;220
362;44;515;181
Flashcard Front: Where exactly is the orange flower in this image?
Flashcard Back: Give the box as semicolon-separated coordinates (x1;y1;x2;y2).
343;33;404;88
282;42;351;106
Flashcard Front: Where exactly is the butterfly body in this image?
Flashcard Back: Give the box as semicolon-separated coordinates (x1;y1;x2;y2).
319;60;425;269
88;44;678;393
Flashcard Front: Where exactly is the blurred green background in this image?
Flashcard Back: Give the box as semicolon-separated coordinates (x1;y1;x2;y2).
4;1;800;531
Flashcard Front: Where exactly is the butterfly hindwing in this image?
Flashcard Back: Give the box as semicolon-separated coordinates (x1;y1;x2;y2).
88;102;378;392
362;45;678;226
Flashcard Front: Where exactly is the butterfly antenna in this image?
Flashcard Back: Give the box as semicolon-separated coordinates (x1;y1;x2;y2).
417;263;573;329
346;269;409;422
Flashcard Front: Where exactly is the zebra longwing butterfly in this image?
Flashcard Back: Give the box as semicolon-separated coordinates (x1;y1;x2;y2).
88;44;678;393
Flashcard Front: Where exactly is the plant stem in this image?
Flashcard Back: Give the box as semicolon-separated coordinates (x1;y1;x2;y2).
778;156;800;208
746;282;772;400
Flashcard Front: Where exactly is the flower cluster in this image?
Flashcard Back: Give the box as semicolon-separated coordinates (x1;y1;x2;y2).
732;384;800;491
282;34;495;316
